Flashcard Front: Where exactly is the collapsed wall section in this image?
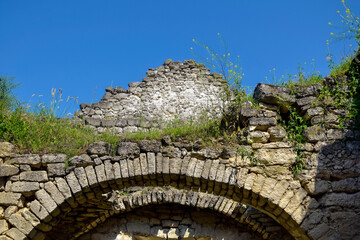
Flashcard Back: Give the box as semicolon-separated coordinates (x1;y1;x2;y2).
75;60;228;133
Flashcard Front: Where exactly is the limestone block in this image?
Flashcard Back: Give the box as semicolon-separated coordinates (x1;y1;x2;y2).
267;125;287;142
104;161;115;181
66;171;82;195
6;154;41;167
29;200;52;222
248;117;277;131
140;153;148;176
255;148;297;165
87;141;111;156
0;165;19;177
0;142;15;158
5;227;27;240
247;131;270;143
11;182;40;194
253;83;295;108
74;167;89;189
191;147;222;159
147;153;156;177
117;142;140;158
304;107;324;120
84;166;98;187
19;171;48;182
35;189;60;217
303;126;326;142
119;160;129;179
0;219;8;234
139;140;162;153
68;154;93;167
47;163;66;177
41;154;66;165
8;213;33;235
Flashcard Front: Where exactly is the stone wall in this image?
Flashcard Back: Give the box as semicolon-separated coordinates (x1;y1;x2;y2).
75;59;227;133
0;54;359;239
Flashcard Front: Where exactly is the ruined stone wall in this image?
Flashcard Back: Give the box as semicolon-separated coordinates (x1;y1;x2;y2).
0;55;359;240
75;60;227;133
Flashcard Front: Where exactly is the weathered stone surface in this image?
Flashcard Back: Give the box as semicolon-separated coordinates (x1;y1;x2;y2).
11;182;40;194
29;200;51;222
20;171;48;182
247;131;270;143
87;141;111;156
47;163;66;177
191;147;222;159
139;140;162;153
0;142;15;158
254;149;297;165
0;165;19;177
6;154;41;167
5;227;27;240
0;192;21;206
248;117;277;130
267;126;287;142
8;213;33;235
35;189;60;217
303;126;326;142
117;142;140;158
68;154;93;167
41;154;66;165
0;219;8;234
304;107;324;120
253;83;295;111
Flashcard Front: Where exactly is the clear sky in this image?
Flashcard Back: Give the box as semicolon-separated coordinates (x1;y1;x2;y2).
1;0;359;115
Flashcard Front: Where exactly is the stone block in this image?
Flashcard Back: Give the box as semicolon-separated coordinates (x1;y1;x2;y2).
41;154;66;165
35;189;60;217
0;219;8;234
8;213;33;235
303;126;326;142
0;142;15;158
29;200;52;222
47;163;66;177
43;182;65;206
117;142;140;158
87;141;111;156
139;139;162;152
68;154;93;167
5;227;27;240
19;171;48;182
0;165;19;177
6;154;41;167
11;182;40;194
255;148;297;165
74;167;89;189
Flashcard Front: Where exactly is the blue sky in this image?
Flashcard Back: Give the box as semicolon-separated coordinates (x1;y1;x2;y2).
1;0;359;115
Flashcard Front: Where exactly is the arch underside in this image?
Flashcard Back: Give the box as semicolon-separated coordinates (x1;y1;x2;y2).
44;186;293;240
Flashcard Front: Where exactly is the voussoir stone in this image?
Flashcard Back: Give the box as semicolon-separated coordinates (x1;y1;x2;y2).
117;142;140;158
87;141;111;156
68;154;93;167
0;165;19;177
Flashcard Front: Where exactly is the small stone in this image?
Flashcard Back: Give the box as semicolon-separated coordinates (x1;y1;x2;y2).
247;131;270;143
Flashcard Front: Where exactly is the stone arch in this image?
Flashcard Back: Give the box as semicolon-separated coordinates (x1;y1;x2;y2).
5;152;319;240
